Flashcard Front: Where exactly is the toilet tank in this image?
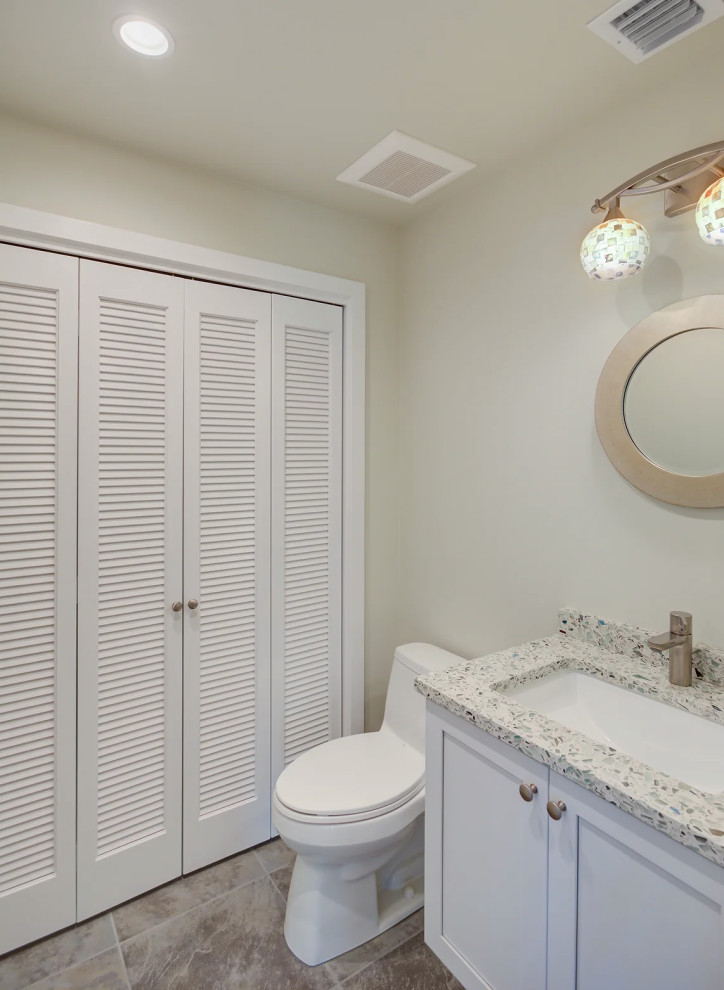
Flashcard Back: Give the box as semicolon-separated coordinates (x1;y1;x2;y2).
382;642;464;754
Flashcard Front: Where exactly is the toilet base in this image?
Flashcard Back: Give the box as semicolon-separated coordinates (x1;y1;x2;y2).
283;858;424;967
377;875;425;935
274;770;428;967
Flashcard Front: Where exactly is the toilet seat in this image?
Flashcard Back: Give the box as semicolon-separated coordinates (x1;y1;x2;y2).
274;730;424;824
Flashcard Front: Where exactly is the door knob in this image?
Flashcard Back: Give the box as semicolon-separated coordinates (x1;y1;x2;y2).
519;783;538;802
171;601;184;612
546;800;567;821
188;599;199;609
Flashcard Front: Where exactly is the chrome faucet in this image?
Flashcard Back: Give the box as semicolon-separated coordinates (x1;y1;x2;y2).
647;611;694;687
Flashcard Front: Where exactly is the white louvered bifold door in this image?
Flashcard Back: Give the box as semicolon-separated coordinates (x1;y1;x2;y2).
271;295;343;782
0;245;77;954
77;261;183;919
183;281;272;873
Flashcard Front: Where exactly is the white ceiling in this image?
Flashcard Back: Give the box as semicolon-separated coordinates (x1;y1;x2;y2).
1;0;723;225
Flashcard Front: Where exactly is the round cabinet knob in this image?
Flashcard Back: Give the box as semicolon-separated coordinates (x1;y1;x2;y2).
519;783;538;802
188;599;199;610
171;601;184;612
546;800;567;821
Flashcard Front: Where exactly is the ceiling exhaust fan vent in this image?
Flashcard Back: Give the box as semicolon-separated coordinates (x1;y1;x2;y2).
336;132;476;203
588;0;724;62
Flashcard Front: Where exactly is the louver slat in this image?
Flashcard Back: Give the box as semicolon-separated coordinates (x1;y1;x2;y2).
77;261;183;920
0;245;77;955
614;0;701;52
183;282;271;873
587;0;721;62
198;317;257;818
0;282;57;893
95;305;167;853
272;297;342;778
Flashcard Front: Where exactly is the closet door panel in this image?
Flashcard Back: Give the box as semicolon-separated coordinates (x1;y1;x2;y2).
0;245;77;953
183;281;272;872
271;296;343;781
77;261;183;918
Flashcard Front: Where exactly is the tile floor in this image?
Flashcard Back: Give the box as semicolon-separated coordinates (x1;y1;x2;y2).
0;840;463;989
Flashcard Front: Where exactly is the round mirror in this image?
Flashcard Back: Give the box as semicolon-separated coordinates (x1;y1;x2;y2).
595;295;724;507
623;327;724;477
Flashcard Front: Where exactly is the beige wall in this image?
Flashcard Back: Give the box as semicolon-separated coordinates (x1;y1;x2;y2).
6;55;724;728
398;62;724;663
0;111;399;728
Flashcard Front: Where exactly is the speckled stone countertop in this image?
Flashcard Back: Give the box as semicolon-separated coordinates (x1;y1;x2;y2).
416;614;724;869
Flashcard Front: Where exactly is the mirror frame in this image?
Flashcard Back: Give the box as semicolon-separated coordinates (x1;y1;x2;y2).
595;294;724;508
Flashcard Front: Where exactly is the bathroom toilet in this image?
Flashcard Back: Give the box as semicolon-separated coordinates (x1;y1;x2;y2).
272;642;463;966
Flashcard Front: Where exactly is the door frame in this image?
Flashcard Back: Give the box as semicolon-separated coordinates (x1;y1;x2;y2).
0;201;365;736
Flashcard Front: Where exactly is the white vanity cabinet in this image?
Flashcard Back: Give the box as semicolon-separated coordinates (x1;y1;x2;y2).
425;703;724;990
425;705;549;990
547;773;724;990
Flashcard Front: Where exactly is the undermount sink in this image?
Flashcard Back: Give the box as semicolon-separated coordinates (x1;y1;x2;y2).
505;669;724;794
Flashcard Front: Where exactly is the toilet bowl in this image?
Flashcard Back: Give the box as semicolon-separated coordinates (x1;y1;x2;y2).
272;642;463;966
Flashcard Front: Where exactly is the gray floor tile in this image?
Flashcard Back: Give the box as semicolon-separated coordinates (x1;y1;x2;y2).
254;837;295;873
325;910;424;984
113;848;265;941
0;915;116;990
269;864;294;901
339;932;463;990
121;876;334;990
24;947;130;990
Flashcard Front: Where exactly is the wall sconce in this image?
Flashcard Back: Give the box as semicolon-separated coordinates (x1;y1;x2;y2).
581;140;724;280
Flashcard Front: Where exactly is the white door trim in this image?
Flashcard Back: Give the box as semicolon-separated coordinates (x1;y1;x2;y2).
0;202;365;736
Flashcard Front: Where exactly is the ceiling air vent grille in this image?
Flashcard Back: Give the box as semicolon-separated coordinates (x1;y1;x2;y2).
359;151;451;200
337;132;476;204
588;0;724;62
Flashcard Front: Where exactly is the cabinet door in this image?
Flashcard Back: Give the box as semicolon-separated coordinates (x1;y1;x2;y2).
425;705;549;990
271;296;343;780
183;281;272;872
547;772;724;990
77;261;184;918
0;245;77;953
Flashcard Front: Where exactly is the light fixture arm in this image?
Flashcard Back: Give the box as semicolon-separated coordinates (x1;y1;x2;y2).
591;140;724;214
603;197;625;222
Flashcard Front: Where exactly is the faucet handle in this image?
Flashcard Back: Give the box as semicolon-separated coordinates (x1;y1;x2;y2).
670;611;693;637
647;611;693;653
648;632;683;652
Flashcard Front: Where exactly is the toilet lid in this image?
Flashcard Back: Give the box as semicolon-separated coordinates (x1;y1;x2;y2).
275;731;424;818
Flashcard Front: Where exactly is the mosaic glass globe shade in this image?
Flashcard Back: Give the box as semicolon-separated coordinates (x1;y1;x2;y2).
695;176;724;245
580;214;650;281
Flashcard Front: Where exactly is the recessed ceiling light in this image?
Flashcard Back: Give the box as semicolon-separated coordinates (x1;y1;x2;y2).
113;16;174;57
